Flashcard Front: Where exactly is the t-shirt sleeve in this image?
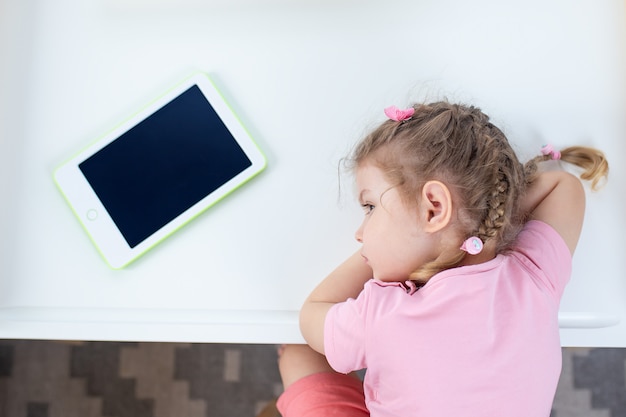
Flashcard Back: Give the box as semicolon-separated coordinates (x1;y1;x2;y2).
513;220;572;299
324;282;372;374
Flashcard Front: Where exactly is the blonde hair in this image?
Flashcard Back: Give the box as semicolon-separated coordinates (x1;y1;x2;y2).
349;101;608;284
524;146;608;192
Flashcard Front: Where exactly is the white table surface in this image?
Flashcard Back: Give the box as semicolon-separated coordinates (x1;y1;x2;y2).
1;0;625;346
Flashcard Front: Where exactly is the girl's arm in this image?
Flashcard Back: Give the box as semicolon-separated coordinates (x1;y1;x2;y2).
520;170;586;254
299;251;373;354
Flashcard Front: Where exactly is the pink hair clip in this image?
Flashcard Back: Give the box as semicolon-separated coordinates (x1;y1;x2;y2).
541;144;561;160
460;236;483;255
384;105;415;122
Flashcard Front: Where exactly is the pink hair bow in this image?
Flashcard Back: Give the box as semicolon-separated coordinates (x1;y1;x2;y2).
541;144;561;160
384;105;415;122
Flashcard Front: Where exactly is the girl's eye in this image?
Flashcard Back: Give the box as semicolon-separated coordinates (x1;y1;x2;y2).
361;203;375;214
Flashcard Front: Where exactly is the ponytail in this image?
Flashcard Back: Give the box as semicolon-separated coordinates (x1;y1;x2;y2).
524;146;609;191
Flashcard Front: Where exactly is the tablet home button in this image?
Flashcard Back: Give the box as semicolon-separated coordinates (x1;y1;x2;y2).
86;209;98;221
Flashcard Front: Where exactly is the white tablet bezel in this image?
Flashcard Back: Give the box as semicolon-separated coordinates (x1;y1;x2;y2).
54;73;266;269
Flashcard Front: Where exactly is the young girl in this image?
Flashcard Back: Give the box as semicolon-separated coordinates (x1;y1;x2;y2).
275;101;608;417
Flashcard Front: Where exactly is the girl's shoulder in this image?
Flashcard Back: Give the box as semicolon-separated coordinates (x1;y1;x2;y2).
507;220;573;297
513;220;570;254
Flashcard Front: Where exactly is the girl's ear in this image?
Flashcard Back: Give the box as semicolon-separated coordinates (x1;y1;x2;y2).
420;180;453;233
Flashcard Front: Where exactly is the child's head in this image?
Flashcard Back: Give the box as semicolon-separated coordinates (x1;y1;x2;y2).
348;101;608;283
349;102;527;282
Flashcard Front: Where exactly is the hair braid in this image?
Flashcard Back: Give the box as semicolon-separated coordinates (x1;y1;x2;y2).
457;115;523;254
476;170;509;242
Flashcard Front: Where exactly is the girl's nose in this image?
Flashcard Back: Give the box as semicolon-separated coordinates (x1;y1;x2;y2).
355;224;363;243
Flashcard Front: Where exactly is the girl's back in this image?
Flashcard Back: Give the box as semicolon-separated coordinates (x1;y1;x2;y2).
326;221;567;415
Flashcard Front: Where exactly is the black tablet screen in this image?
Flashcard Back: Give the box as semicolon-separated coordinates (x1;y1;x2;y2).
79;85;252;248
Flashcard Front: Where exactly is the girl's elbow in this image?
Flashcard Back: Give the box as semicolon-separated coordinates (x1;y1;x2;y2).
299;302;330;354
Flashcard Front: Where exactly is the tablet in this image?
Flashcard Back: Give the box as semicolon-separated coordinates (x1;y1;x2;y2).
54;73;266;268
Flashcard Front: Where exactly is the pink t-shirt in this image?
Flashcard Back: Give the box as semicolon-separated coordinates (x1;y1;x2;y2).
324;220;571;416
